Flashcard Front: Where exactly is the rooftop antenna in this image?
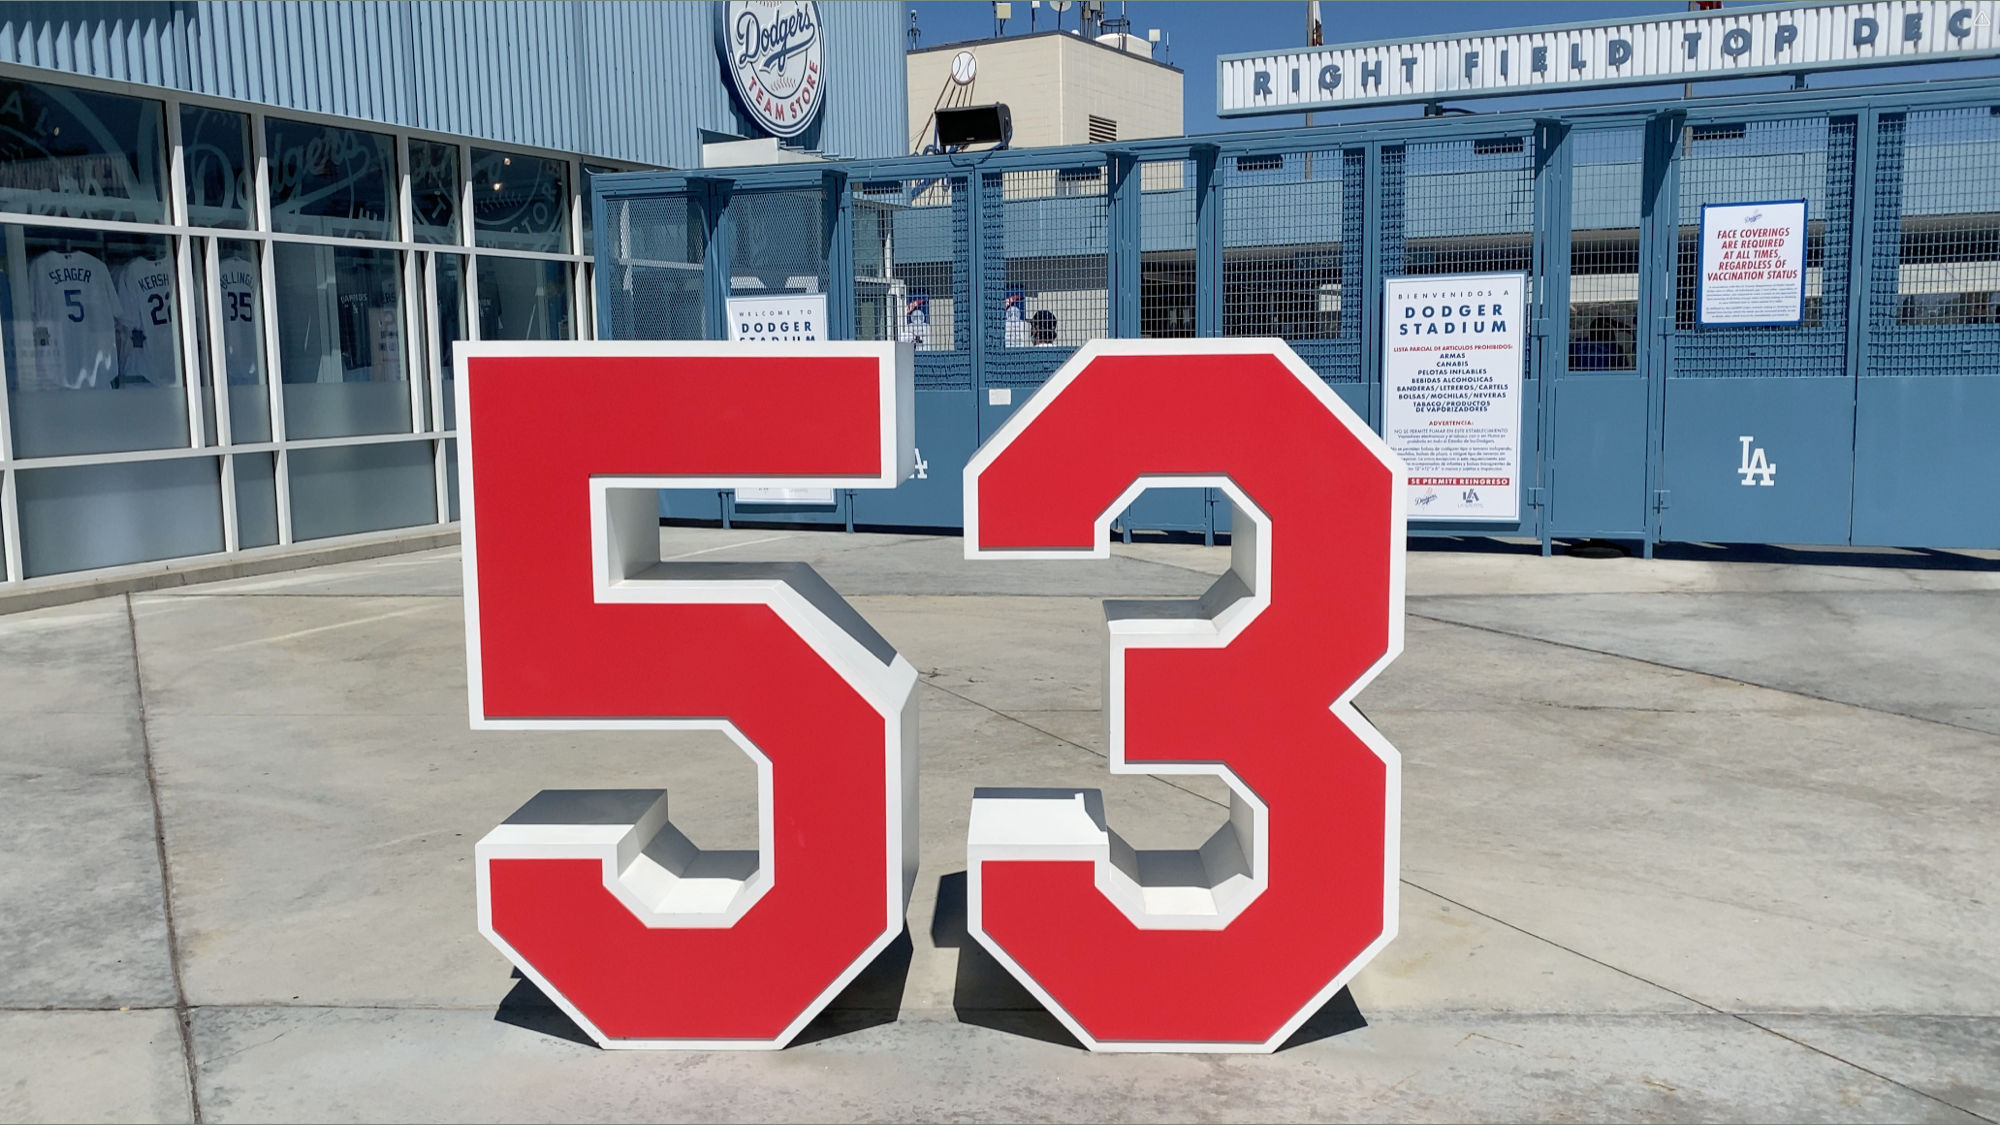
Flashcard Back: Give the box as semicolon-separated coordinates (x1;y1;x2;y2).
1030;0;1039;32
1050;0;1072;33
907;8;920;50
1147;26;1166;62
1103;0;1131;37
993;2;1010;37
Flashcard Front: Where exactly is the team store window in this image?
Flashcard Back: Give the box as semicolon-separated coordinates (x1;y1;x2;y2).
0;70;612;583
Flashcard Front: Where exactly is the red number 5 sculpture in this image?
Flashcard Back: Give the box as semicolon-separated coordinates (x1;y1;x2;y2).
459;339;1404;1054
459;342;917;1049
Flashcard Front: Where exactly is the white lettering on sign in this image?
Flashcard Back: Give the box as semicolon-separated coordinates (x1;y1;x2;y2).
1738;435;1777;486
1218;1;2000;113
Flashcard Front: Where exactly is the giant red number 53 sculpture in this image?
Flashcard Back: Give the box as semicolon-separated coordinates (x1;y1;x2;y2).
459;339;1404;1053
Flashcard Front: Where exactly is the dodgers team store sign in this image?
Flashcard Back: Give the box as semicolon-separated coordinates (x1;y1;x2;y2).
456;340;1408;1052
717;0;826;140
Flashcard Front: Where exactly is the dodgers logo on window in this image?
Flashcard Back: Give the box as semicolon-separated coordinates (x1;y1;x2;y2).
716;0;826;141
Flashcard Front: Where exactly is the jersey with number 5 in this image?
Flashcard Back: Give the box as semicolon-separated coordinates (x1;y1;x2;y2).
117;256;179;387
26;250;119;391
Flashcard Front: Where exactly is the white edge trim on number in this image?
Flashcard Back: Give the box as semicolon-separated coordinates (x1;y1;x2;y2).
962;337;1409;1053
457;341;918;1050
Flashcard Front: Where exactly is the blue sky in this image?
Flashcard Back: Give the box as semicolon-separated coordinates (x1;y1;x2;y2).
906;1;2000;135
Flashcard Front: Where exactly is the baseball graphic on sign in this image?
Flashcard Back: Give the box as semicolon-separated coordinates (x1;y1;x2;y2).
950;50;978;85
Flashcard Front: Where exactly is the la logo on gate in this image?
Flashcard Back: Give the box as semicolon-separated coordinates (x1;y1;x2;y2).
455;339;1408;1053
1738;434;1777;486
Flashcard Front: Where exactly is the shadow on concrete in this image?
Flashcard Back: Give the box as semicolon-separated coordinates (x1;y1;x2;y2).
1650;540;2000;571
494;970;593;1047
1278;986;1369;1049
490;929;915;1050
932;870;1372;1053
932;870;1085;1050
790;927;915;1047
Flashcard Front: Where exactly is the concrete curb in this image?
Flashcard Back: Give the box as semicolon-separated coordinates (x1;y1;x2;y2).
0;528;461;615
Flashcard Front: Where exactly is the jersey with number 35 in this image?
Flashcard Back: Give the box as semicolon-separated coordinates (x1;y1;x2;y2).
215;256;262;385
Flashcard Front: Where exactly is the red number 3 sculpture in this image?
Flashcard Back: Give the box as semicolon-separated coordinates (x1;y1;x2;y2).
460;339;1404;1053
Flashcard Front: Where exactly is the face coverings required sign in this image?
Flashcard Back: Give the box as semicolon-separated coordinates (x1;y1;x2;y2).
1698;200;1807;326
1382;273;1526;522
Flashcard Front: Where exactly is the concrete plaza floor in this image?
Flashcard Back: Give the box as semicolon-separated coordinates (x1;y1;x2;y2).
2;527;1997;1123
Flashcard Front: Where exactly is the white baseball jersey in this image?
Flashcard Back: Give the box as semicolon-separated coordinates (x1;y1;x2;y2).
26;250;119;391
116;256;179;387
215;256;263;385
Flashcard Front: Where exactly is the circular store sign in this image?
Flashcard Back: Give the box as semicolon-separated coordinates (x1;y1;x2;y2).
716;0;826;140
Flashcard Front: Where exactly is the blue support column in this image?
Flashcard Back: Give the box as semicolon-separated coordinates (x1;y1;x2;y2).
1109;151;1142;338
700;178;734;341
1195;145;1223;543
1843;109;1881;394
965;165;989;380
1194;145;1222;339
1533;119;1574;555
592;185;614;339
825;170;855;341
1361;143;1394;432
1637;112;1685;558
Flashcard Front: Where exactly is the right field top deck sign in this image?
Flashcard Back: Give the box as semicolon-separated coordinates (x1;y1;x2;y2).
1699;199;1808;326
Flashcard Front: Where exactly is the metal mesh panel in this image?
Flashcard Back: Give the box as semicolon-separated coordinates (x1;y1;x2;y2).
728;187;829;299
1140;159;1195;338
604;193;705;340
1398;135;1535;277
1672;116;1856;376
852;175;971;390
1220;147;1360;381
1383;137;1534;392
1867;108;2000;377
983;165;1110;387
1569;128;1645;373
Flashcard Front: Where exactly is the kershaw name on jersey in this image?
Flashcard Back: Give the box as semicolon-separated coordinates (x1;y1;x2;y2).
116;256;178;387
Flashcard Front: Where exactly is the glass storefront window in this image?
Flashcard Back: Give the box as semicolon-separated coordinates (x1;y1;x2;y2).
266;118;396;240
578;163;617;254
471;148;569;253
0;78;167;223
411;140;461;245
232;452;279;548
271;243;409;439
437;254;466;429
287;441;435;541
202;239;271;442
3;225;188;458
17;458;223;577
476;256;571;340
181;107;251;228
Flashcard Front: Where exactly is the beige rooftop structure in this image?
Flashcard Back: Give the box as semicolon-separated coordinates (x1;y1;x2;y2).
907;30;1183;153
